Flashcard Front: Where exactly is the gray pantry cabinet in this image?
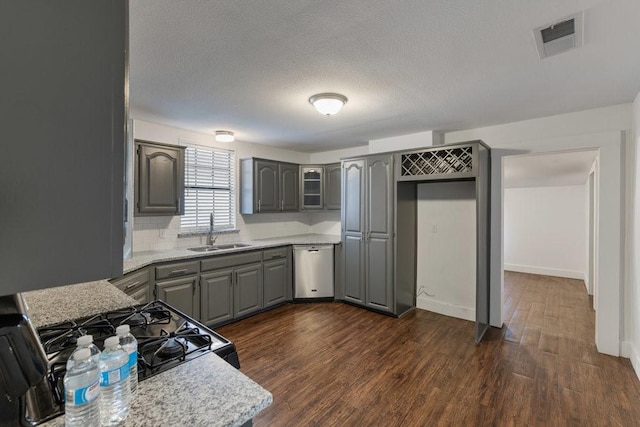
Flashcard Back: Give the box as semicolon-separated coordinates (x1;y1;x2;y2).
341;155;395;313
1;1;126;295
135;140;185;216
240;158;299;213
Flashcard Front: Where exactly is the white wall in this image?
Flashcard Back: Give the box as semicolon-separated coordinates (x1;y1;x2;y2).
629;92;640;376
504;185;587;280
416;181;476;321
446;103;631;356
132;120;314;252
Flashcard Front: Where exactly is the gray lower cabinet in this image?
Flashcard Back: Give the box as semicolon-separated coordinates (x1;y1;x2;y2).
341;155;394;313
263;258;287;307
135;140;185;216
155;275;199;319
234;263;263;317
200;269;234;326
109;268;152;305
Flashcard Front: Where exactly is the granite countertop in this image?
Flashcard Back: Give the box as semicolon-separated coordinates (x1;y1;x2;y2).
24;271;275;426
123;233;341;274
39;352;272;427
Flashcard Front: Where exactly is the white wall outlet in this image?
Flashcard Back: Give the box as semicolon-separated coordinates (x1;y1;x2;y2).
431;224;438;233
159;229;166;239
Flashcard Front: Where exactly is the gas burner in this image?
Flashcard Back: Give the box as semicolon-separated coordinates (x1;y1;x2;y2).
105;302;171;330
155;337;186;359
38;315;114;353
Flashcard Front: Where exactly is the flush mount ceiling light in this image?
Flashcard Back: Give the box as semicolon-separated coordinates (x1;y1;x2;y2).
308;93;348;116
215;130;234;142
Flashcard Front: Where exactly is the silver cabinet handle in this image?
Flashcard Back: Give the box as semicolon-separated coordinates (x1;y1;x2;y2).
176;197;181;214
169;268;188;276
125;281;141;290
281;200;284;211
258;199;261;212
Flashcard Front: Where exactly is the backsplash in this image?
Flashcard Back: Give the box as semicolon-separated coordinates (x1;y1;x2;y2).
131;212;337;253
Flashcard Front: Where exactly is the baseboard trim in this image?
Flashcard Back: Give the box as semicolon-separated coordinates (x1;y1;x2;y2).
628;342;640;381
504;264;585;280
416;296;475;321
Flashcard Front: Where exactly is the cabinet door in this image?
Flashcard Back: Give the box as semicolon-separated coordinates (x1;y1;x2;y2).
1;1;125;294
342;160;365;234
201;269;234;326
343;235;364;304
342;159;365;305
255;160;279;212
366;155;394;312
263;258;287;308
155;276;198;319
130;286;150;305
280;163;300;211
136;141;185;216
234;263;263;318
324;163;342;210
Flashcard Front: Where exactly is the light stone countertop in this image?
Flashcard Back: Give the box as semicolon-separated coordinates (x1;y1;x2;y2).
123;233;341;274
39;352;272;427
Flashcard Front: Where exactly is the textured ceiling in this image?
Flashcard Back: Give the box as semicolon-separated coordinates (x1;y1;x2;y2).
503;150;598;188
129;0;640;152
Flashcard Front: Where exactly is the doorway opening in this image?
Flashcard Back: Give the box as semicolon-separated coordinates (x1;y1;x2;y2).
501;149;599;345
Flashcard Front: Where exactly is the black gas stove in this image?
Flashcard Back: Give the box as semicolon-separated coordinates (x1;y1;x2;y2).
27;300;239;424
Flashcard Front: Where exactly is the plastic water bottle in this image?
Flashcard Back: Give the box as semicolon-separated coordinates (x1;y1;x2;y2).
66;334;101;370
116;324;138;395
99;336;131;426
63;348;101;427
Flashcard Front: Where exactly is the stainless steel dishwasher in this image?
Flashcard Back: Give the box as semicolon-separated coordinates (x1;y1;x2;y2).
293;245;334;299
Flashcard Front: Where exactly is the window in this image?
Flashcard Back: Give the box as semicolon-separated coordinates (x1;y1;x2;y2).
181;143;235;232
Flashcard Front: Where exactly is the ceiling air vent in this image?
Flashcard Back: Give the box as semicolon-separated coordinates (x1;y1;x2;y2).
533;11;584;59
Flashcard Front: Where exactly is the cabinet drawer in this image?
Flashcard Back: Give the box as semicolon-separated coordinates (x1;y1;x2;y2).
110;268;150;294
201;251;262;272
155;260;199;280
263;246;288;260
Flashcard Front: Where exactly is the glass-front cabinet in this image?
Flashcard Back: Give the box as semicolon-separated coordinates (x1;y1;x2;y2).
301;166;324;210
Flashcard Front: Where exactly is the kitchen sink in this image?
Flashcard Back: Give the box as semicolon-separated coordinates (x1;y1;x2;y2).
212;243;253;250
188;246;221;252
188;243;252;252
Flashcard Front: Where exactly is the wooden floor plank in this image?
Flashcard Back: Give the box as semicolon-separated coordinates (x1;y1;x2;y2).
215;271;640;426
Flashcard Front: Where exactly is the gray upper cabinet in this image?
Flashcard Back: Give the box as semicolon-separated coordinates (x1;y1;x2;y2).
324;163;342;210
0;1;126;295
280;163;300;212
300;166;324;210
342;159;365;304
341;155;394;312
135;140;185;216
241;158;299;214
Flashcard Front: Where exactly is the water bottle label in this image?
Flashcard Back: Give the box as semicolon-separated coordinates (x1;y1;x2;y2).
128;350;137;371
66;379;100;405
100;364;130;386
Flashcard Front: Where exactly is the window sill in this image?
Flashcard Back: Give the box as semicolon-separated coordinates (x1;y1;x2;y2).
178;229;240;238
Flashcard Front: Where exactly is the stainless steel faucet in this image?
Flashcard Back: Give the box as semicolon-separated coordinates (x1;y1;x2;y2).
207;212;218;246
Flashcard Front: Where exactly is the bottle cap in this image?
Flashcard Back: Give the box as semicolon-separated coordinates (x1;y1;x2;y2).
104;336;120;348
116;324;130;335
77;335;93;346
75;348;91;361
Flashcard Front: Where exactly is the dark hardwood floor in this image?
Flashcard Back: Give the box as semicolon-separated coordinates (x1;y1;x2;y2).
217;272;640;426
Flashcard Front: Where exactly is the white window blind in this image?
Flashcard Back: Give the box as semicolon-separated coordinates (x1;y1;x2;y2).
181;143;235;231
